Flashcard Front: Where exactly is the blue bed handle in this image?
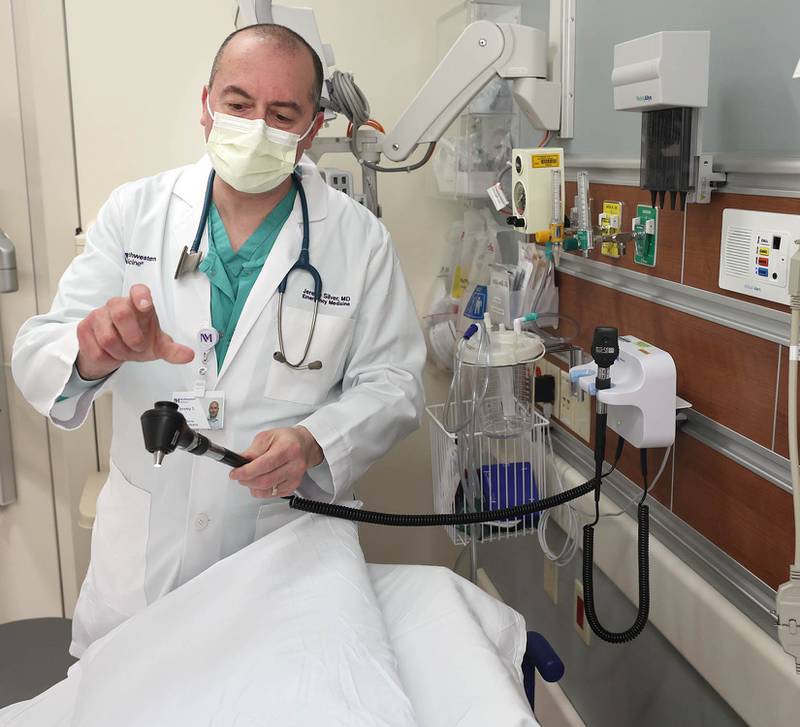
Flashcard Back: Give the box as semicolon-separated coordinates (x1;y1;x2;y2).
521;631;565;711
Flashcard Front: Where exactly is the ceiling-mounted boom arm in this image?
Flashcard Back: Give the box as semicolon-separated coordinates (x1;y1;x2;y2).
382;21;560;163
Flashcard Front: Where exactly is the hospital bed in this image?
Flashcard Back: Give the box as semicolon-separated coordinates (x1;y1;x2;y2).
0;514;561;726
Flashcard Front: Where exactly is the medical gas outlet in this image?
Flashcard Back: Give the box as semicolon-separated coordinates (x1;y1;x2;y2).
600;202;624;258
633;206;658;267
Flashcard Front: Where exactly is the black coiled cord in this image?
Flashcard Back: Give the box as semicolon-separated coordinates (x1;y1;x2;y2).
287;479;595;526
582;503;650;643
581;446;651;643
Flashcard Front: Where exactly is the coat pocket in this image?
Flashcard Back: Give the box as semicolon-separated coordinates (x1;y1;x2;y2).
89;461;151;617
264;307;354;406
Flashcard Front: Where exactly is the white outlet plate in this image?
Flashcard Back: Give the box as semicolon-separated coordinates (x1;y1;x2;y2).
543;557;558;605
574;579;591;646
571;384;591;442
559;369;573;430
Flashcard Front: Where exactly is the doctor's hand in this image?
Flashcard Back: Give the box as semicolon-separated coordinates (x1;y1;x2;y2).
76;284;195;380
230;427;324;498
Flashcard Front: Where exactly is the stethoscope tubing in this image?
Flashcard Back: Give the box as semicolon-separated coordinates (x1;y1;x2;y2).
189;168;323;370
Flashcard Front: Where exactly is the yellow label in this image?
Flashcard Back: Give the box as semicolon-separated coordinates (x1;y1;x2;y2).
532;153;561;169
451;265;467;299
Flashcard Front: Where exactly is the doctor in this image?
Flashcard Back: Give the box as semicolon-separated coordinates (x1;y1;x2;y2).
12;23;425;657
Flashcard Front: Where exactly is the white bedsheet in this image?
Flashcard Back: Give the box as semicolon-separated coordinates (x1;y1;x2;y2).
0;515;537;726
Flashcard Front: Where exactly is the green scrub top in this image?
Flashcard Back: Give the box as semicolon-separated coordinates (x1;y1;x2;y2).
198;187;297;370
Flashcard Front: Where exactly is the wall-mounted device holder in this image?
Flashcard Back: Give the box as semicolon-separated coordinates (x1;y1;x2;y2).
612;31;726;210
0;228;18;506
569;335;678;448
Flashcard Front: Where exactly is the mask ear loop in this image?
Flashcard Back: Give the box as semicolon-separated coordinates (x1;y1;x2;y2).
297;113;319;142
205;93;216;123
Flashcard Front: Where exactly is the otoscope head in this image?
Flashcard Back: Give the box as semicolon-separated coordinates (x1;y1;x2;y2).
141;401;190;467
591;327;620;370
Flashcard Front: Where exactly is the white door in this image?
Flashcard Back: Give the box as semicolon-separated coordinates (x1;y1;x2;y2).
0;0;63;621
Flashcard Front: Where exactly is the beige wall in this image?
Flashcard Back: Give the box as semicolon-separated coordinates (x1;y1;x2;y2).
2;0;108;621
62;0;466;567
0;0;65;621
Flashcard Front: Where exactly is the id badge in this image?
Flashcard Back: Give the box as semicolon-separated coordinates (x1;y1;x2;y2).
173;391;225;430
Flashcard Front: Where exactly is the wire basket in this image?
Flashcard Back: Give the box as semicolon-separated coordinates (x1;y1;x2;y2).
427;398;548;546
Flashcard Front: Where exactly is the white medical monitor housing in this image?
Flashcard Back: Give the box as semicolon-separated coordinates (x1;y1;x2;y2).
612;31;710;112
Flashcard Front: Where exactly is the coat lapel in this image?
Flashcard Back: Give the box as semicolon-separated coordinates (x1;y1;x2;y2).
168;157;215;390
216;157;330;383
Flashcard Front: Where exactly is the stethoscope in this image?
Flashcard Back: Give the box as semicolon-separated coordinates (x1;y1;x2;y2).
174;169;323;370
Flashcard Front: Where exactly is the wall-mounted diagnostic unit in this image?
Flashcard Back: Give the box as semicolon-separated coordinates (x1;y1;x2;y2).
612;30;725;210
719;209;800;305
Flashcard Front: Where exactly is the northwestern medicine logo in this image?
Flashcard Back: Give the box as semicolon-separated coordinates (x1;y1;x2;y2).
201;332;214;344
636;94;653;102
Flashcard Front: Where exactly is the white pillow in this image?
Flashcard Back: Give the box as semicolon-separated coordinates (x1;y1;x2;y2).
370;564;538;727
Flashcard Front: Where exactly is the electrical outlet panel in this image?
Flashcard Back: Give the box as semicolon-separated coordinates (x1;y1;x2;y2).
319;168;355;198
559;369;574;430
572;386;591;442
633;204;658;267
574;579;591;645
719;208;800;305
600;201;624;258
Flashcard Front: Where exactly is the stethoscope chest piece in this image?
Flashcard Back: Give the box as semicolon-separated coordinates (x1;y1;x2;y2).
174;246;204;279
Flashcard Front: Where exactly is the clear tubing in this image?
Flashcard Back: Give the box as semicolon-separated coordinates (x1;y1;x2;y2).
527;312;581;346
443;325;490;436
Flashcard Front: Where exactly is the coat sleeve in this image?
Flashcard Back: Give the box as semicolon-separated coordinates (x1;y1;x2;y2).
11;188;127;430
298;226;426;501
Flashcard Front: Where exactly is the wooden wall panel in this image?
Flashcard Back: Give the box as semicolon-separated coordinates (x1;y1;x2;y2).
556;274;779;447
672;433;793;590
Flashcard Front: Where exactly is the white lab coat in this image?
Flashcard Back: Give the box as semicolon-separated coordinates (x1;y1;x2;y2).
12;155;426;657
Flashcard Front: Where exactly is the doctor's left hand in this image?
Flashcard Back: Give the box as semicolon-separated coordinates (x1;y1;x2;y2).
230;427;323;498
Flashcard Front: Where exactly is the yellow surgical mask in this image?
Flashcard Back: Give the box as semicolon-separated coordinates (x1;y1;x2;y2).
205;98;314;194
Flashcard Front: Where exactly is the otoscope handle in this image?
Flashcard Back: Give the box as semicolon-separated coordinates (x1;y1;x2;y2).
220;449;249;468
